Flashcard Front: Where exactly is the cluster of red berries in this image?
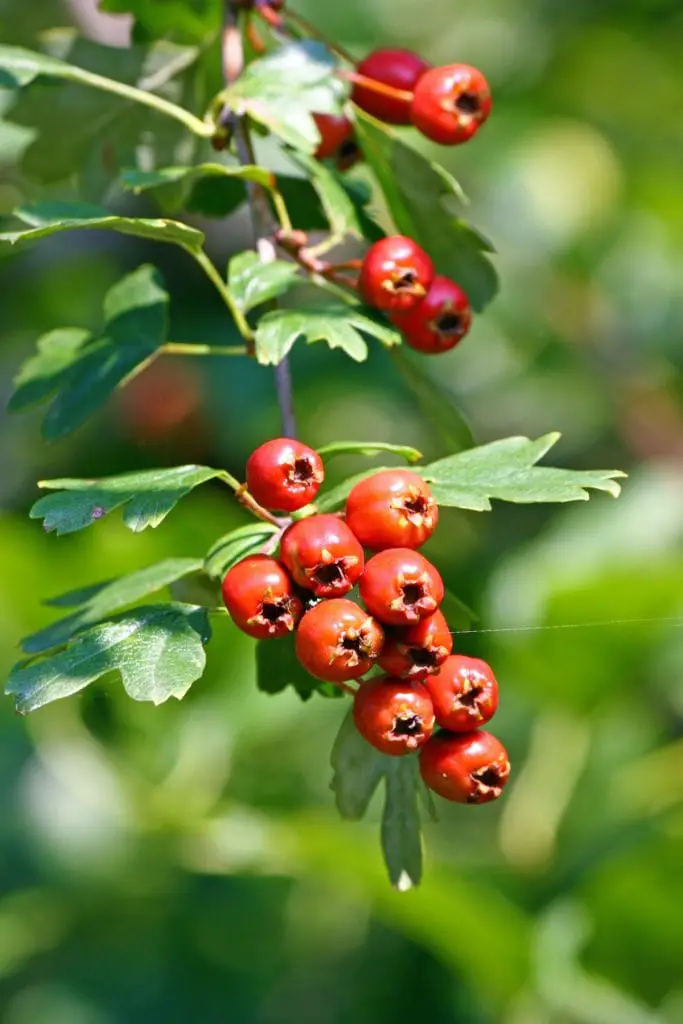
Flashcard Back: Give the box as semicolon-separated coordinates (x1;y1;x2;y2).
222;438;511;806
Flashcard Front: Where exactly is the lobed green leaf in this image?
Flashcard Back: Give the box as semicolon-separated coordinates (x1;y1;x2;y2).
228;251;302;314
204;523;279;579
330;710;388;820
254;306;401;366
381;757;424;891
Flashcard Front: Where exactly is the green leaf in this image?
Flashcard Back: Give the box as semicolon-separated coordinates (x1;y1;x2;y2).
7;604;210;713
98;0;220;42
31;464;226;536
255;632;320;701
381;757;423;891
227;251;301;314
391;348;475;452
330;710;388;820
122;162;275;217
317;441;422;464
441;589;478;631
23;557;203;654
9;265;169;439
254;306;401;366
204;523;279;579
356;113;498;312
289;151;364;239
421;434;626;511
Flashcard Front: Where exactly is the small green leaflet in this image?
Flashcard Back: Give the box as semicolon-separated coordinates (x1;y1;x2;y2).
31;465;227;536
288;151;364;239
122;163;275;218
7;604;210;713
256;632;327;702
9;265;169;439
254;306;401;366
204;523;279;579
330;709;387;819
227;251;301;314
317;441;422;464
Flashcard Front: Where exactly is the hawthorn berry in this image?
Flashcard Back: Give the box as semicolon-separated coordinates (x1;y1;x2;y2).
313;113;355;161
359;236;434;312
425;655;499;732
419;730;510;804
352;48;432;125
392;276;472;354
353;677;435;755
345;469;438;550
360;548;444;626
295;599;385;684
411;64;492;145
280;514;364;598
222;555;302;640
246;438;324;513
378;610;452;681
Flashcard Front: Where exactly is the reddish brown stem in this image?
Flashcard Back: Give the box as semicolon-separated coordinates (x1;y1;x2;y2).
341;70;414;104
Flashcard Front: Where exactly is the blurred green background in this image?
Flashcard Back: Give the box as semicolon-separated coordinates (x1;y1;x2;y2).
2;0;683;1021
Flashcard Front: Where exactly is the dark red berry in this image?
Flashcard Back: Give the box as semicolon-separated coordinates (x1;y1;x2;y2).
353;676;435;755
222;555;302;640
313;113;354;161
246;438;324;513
378;610;452;681
419;730;510;804
359;236;434;312
410;64;492;146
392;276;472;354
360;548;444;626
424;655;499;732
345;469;438;550
295;599;385;684
353;48;432;125
280;514;364;599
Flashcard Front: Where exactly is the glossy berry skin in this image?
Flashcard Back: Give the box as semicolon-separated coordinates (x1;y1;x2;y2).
295;599;385;684
425;655;499;732
359;236;434;313
246;438;324;513
378;610;452;681
419;730;510;804
345;469;438;550
392;276;472;354
360;548;444;626
222;555;303;640
354;677;435;756
353;48;432;125
411;64;492;145
313;113;354;161
280;514;364;599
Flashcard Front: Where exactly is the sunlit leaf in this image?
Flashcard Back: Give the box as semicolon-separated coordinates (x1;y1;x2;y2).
228;251;301;314
254;305;401;366
204;523;279;579
317;441;422;464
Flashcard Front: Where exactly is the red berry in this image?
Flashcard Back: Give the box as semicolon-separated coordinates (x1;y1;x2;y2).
360;548;444;626
392;276;472;354
345;469;438;550
353;677;435;755
424;655;499;732
359;236;434;312
378;610;452;681
313;113;354;161
410;64;492;145
280;514;364;598
353;48;432;125
222;555;302;640
246;438;324;513
419;730;510;804
295;599;385;684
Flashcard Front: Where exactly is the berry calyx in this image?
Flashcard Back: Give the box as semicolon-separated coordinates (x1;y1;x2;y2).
392;276;472;354
352;48;432;125
360;548;444;626
359;236;435;312
424;655;499;731
313;113;355;161
345;469;438;550
222;555;303;640
280;514;364;598
295;599;385;683
246;438;324;513
410;64;492;146
419;730;511;804
353;677;435;755
378;610;452;681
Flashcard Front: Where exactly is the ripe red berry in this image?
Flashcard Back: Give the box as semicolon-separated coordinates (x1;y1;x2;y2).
419;730;510;804
345;469;438;550
280;514;364;598
410;64;492;145
352;48;432;125
359;236;434;313
222;555;303;640
353;677;435;755
360;548;444;626
392;276;472;354
295;599;385;684
424;655;499;732
246;438;324;513
313;113;354;161
378;610;452;681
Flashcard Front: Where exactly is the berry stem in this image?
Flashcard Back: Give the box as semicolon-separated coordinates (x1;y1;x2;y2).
341;70;414;104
